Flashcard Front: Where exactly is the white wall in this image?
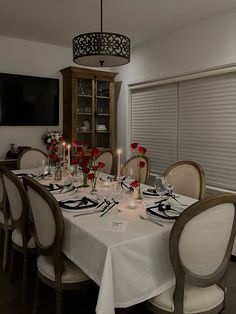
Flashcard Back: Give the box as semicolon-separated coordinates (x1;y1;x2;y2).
116;9;236;159
0;35;73;158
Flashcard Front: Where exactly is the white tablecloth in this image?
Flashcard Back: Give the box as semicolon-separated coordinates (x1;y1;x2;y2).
14;169;196;314
56;187;196;314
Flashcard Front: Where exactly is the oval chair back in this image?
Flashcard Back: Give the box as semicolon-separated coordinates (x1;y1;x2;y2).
164;160;205;200
95;151;114;174
122;155;151;184
17;148;47;170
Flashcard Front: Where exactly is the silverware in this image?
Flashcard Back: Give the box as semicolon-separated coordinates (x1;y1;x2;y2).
73;210;100;217
100;201;119;217
139;214;164;227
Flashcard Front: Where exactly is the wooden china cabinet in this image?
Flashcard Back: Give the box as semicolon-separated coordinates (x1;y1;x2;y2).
60;66;117;153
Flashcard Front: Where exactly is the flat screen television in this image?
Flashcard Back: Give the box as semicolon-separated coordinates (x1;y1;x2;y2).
0;72;59;125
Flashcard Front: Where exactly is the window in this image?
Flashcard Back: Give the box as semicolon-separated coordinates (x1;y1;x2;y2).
130;72;236;191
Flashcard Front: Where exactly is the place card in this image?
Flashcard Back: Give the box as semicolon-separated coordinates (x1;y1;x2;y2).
102;220;129;233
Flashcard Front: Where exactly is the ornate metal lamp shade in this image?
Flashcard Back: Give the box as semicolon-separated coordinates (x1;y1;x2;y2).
73;0;131;67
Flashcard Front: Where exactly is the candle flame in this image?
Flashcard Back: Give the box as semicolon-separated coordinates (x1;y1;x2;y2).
117;148;122;154
67;144;71;149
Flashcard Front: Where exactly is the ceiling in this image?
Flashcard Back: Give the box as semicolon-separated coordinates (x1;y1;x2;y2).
1;0;236;48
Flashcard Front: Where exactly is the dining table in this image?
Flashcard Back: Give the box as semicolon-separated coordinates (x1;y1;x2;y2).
14;168;197;314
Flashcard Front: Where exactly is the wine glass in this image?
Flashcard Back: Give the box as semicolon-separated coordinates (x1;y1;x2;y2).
163;172;174;195
154;175;166;199
71;166;82;192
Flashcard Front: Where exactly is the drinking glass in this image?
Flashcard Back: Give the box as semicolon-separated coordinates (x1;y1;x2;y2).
164;172;174;195
154;175;166;198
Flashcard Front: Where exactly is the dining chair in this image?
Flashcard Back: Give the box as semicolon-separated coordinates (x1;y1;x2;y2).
0;169;12;271
163;160;206;200
17;148;48;170
145;193;236;314
95;150;114;174
122;155;151;184
22;176;91;314
0;167;36;303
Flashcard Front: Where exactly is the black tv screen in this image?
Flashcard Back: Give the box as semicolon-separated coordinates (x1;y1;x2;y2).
0;73;59;125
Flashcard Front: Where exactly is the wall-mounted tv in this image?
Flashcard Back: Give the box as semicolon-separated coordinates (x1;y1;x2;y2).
0;72;59;126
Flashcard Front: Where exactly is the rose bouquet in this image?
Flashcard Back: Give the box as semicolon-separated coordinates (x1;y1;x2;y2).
42;129;64;161
130;143;147;199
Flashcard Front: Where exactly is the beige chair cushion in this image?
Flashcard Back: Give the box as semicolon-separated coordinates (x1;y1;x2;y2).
12;227;35;248
0;210;11;226
37;255;89;284
148;284;224;313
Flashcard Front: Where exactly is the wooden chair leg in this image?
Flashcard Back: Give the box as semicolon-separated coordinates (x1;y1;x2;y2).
22;252;28;304
33;276;40;314
9;246;15;282
2;229;9;271
55;290;63;314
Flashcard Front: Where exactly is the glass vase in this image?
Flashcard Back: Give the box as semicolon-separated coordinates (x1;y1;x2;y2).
83;173;89;187
137;183;143;200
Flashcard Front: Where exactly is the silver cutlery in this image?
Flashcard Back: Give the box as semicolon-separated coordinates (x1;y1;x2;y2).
139;214;164;227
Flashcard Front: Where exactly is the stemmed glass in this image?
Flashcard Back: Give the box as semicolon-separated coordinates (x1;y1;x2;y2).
70;166;82;193
154;175;166;199
163;172;174;195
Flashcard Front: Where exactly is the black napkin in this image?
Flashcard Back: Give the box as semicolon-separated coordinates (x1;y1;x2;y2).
42;183;62;192
146;208;179;221
143;189;159;196
59;196;98;210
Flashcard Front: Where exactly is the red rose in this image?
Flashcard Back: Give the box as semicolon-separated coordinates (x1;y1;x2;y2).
72;140;79;147
130;143;138;149
131;180;139;188
98;162;105;169
71;159;78;165
51;139;56;144
139;161;145;168
88;173;95;180
80;161;87;168
54;145;59;152
83;167;90;174
137;146;147;154
91;147;99;157
47;144;52;151
92;165;98;171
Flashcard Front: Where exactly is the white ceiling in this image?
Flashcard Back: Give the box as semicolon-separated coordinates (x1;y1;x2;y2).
1;0;236;48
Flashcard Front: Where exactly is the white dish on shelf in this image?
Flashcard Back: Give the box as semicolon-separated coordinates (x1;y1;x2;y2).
96;124;107;131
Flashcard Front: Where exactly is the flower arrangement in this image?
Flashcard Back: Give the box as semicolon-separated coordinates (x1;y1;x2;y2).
130;142;147;199
71;144;105;189
42;129;64;161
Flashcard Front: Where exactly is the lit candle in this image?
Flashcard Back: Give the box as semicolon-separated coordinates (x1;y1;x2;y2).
117;148;122;178
62;142;66;168
67;144;71;168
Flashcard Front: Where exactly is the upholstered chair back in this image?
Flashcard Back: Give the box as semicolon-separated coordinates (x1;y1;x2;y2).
170;193;236;313
122;155;151;184
164;160;205;200
17;148;47;170
23;176;64;253
3;173;23;222
96;151;114;174
0;172;4;208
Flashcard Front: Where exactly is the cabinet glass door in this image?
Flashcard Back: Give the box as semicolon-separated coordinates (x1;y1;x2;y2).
95;80;110;149
77;78;93;147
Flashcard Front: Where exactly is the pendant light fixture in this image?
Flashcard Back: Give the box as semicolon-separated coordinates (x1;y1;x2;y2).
73;0;130;67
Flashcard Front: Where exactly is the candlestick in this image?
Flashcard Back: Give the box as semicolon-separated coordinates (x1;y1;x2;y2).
67;144;71;169
62;142;66;169
117;148;122;178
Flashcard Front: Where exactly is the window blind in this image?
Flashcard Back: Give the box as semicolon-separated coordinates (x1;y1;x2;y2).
131;84;178;174
178;73;236;190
